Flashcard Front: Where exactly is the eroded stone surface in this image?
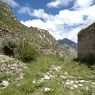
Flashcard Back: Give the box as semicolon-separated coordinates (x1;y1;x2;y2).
78;23;95;61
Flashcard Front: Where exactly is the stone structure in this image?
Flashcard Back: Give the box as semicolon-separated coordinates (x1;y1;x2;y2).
78;23;95;61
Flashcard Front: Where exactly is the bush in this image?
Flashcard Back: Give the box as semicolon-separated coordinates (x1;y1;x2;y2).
2;39;16;56
17;41;38;62
1;39;38;62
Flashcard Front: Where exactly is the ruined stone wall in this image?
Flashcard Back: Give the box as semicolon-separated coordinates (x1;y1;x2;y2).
78;25;95;61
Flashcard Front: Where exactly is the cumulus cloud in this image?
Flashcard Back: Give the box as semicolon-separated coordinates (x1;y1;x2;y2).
18;7;53;21
32;9;53;20
20;0;95;42
47;0;72;8
18;6;33;15
21;19;45;28
47;0;94;9
73;0;94;10
3;0;19;7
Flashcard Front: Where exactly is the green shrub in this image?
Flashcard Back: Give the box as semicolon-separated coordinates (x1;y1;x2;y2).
17;41;38;62
1;39;38;62
2;39;16;56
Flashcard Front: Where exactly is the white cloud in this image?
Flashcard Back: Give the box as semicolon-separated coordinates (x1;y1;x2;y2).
47;0;94;9
18;7;53;20
32;9;53;20
20;0;95;42
3;0;19;7
73;0;94;10
47;0;72;8
21;4;95;42
21;19;45;28
18;6;32;15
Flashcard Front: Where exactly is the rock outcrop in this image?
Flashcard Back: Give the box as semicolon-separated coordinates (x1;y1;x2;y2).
77;23;95;62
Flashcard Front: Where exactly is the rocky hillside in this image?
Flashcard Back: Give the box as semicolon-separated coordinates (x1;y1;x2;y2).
0;2;76;60
58;38;77;50
0;2;57;47
0;3;59;56
58;38;77;58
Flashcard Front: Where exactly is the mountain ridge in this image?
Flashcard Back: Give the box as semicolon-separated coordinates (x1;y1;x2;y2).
0;2;73;59
58;38;77;50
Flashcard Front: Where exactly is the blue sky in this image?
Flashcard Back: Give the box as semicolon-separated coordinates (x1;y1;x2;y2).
2;0;95;42
12;0;74;21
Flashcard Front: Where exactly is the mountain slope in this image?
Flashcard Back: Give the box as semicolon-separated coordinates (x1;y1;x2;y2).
0;2;66;58
0;2;76;60
58;38;77;50
58;38;77;58
0;2;57;47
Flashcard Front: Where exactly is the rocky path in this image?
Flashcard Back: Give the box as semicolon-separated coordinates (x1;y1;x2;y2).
32;65;95;94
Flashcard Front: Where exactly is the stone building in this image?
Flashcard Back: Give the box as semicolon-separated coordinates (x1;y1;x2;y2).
77;23;95;62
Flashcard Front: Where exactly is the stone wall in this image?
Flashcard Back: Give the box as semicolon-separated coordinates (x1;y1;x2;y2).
77;23;95;61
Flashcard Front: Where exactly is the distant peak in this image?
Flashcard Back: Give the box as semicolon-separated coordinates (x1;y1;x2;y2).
59;38;73;42
58;38;77;50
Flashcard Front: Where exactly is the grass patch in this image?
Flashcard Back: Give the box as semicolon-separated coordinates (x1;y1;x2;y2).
0;55;95;95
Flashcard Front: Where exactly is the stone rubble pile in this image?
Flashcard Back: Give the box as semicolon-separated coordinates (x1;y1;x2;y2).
0;54;27;88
